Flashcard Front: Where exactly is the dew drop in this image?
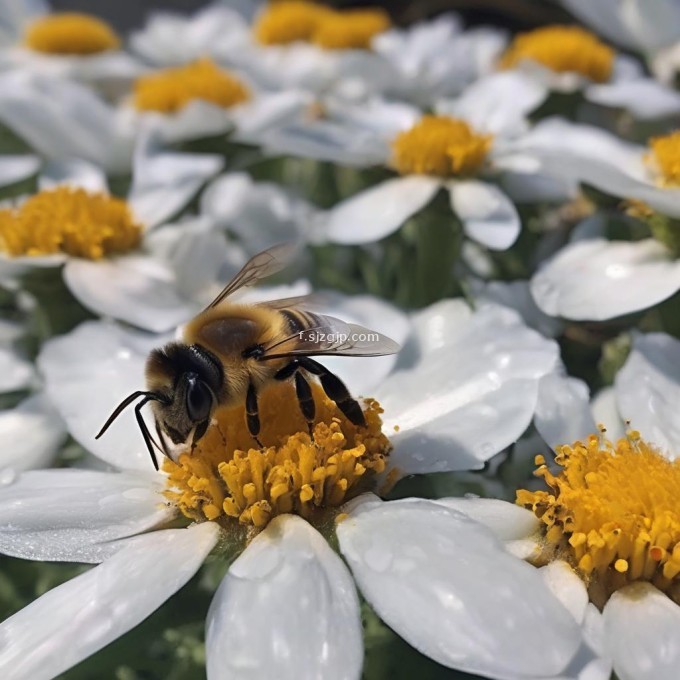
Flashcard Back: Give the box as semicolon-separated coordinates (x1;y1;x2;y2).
0;468;17;486
364;544;393;572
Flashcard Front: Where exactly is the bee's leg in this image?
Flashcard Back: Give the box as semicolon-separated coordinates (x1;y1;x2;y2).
298;357;366;428
246;380;263;448
294;371;316;438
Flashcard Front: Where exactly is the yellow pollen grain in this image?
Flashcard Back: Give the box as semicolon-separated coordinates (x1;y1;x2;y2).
312;9;391;50
254;1;333;45
254;1;389;50
499;25;614;83
24;13;120;55
0;187;142;259
517;434;680;606
163;381;391;529
391;115;492;178
647;131;680;187
133;59;251;114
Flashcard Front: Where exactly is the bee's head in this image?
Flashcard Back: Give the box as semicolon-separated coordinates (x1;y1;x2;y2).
96;343;223;470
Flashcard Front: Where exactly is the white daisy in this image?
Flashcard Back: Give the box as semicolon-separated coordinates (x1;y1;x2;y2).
0;295;578;679
370;13;507;106
498;23;680;120
0;134;225;332
0;153;40;189
0;0;141;98
265;71;549;251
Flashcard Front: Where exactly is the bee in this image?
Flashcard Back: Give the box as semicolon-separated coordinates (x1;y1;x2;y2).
96;244;400;470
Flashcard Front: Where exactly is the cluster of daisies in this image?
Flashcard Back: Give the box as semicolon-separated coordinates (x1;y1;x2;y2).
0;0;679;678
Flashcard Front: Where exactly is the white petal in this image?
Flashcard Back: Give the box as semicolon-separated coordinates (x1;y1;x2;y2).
0;394;66;472
604;583;680;680
585;79;680;120
37;320;168;471
63;255;200;333
128;130;224;228
0;155;39;187
590;387;626;442
0;523;218;680
0;343;33;393
437;71;547;136
615;332;680;457
38;159;108;193
531;239;680;320
231;90;312;141
323;177;441;244
206;515;361;680
0;468;174;563
449;181;521;250
338;498;580;677
534;373;597;451
432;497;540;540
377;302;559;473
539;560;589;624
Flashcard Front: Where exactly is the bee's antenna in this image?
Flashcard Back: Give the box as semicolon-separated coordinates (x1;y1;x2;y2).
96;390;166;471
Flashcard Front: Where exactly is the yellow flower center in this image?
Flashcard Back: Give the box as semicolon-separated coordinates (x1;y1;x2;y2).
254;1;389;50
133;59;251;115
648;131;680;187
391;115;493;177
517;432;680;607
499;25;614;84
0;187;142;259
164;382;391;530
24;13;120;55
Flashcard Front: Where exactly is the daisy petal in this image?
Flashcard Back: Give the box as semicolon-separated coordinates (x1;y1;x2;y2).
603;583;680;680
0;469;174;563
585;79;680;120
63;255;199;333
338;498;580;678
377;302;559;473
128;130;224;228
38;321;167;471
539;560;589;624
615;332;680;457
0;523;218;680
0;344;33;393
432;497;539;540
0;155;39;186
449;181;520;250
531;239;680;320
534;373;597;451
38;159;108;193
206;515;362;680
323;176;441;245
0;394;66;473
591;387;626;442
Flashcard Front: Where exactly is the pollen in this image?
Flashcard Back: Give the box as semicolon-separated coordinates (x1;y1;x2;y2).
499;25;614;84
253;1;389;50
163;382;391;530
517;433;680;607
24;13;120;55
647;130;680;187
133;59;251;114
391;115;492;177
0;187;142;259
312;9;391;50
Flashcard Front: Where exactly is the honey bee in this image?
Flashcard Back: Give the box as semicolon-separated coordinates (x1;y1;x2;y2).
96;244;400;470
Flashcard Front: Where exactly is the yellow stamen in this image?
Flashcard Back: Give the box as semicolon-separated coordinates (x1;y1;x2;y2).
164;382;391;529
312;9;390;50
0;187;142;259
24;13;120;55
133;59;251;114
391;115;492;177
499;25;614;83
254;1;389;50
648;131;680;187
254;1;333;45
517;433;680;606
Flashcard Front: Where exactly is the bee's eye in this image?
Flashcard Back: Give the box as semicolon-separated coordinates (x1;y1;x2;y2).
186;379;212;422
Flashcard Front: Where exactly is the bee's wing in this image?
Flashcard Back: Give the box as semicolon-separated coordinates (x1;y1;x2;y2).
204;243;298;310
256;293;326;311
261;313;401;359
